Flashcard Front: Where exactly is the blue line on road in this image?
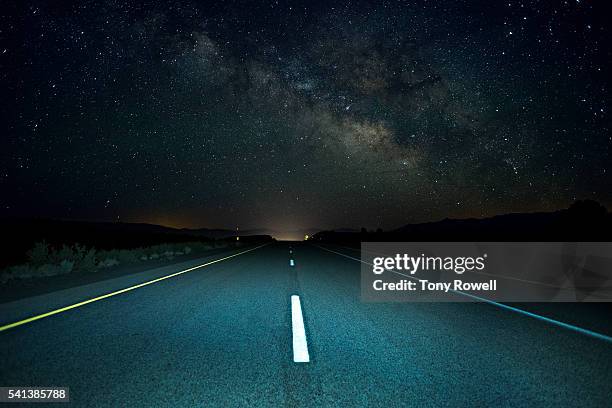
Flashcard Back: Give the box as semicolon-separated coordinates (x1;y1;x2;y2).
315;244;612;344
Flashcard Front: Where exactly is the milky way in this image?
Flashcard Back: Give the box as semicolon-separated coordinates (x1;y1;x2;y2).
1;1;610;232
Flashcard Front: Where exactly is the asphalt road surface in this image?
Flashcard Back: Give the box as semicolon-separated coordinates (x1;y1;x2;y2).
1;242;611;407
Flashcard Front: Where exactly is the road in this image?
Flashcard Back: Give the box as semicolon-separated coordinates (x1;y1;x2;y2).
1;242;611;407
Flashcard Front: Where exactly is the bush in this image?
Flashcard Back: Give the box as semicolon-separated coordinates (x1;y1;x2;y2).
1;239;232;283
27;241;51;266
74;244;97;273
0;260;74;283
114;249;138;264
59;260;74;274
98;258;119;268
3;265;33;281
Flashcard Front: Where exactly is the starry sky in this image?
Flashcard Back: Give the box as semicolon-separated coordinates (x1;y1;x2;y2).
1;0;610;233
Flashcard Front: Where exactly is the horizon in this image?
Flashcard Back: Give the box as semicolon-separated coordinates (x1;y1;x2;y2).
3;199;605;237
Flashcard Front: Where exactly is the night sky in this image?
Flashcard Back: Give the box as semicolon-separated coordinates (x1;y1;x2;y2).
1;1;610;234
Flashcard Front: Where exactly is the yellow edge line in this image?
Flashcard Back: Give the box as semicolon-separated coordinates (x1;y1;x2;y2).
0;243;268;332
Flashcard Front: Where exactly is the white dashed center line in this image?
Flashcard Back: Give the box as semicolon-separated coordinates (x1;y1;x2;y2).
291;295;310;363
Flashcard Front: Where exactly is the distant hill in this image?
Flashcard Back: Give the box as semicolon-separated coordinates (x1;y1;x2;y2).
312;200;612;244
181;227;321;240
179;227;237;239
330;228;361;233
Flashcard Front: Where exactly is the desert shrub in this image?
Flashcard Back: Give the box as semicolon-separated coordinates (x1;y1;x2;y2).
74;244;97;272
27;241;51;266
3;265;33;281
188;242;211;252
114;249;138;264
53;245;75;265
98;258;119;268
187;243;202;252
59;260;74;274
2;239;231;283
36;264;62;277
0;259;74;283
98;249;137;264
154;244;172;255
36;260;73;277
36;243;96;273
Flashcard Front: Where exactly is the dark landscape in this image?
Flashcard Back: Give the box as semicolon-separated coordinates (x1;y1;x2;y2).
314;200;612;243
1;0;611;406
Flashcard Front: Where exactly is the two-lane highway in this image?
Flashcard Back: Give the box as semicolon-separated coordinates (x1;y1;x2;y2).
1;242;611;407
